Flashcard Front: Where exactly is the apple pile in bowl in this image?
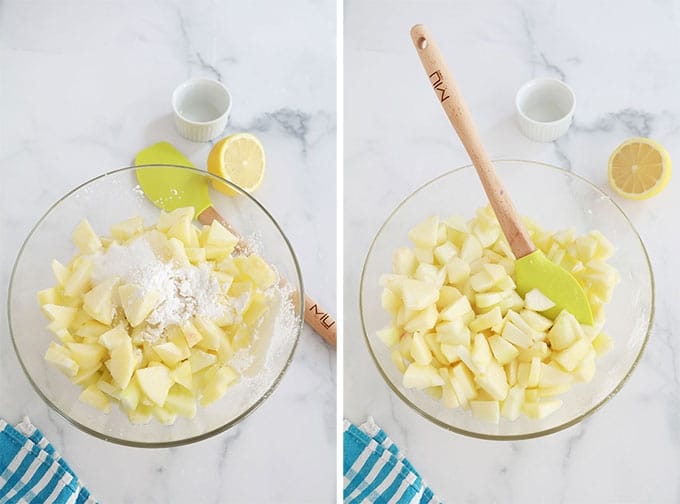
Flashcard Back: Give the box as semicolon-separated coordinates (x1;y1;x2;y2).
40;206;278;425
376;206;618;424
9;165;302;447
360;161;653;439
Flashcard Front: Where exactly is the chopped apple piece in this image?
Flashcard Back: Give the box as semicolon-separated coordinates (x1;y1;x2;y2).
106;339;135;389
171;360;193;390
408;215;439;248
470;400;500;424
135;365;173;406
488;335;519;365
501;385;525;421
524;289;556;312
118;283;161;327
403;363;444;389
401;279;439;311
393;248;418;277
110;216;144;241
45;342;79;377
79;384;110;413
165;386;197;418
82;276;119;325
71;219;102;254
200;366;239;406
376;325;400;348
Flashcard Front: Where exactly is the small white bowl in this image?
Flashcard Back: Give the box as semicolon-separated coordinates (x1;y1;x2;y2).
515;78;575;142
172;78;232;142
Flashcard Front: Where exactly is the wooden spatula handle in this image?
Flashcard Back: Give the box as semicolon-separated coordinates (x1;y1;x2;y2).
410;24;535;259
198;206;337;347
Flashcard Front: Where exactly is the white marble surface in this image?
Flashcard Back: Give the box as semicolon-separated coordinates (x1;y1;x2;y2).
0;1;336;502
345;1;680;502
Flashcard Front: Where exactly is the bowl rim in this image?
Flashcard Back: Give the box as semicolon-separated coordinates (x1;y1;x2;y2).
7;164;304;448
359;159;654;441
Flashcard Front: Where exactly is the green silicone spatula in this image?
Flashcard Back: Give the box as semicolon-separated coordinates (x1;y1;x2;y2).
134;141;337;346
410;24;593;324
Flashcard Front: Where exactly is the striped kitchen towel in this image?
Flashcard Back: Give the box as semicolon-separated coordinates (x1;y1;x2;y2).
343;417;440;504
0;417;97;504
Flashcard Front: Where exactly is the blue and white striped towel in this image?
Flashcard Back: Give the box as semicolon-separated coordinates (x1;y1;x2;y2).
0;417;97;504
343;417;440;504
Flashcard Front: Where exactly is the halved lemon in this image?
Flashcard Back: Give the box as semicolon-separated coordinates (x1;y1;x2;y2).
608;137;671;200
207;133;266;196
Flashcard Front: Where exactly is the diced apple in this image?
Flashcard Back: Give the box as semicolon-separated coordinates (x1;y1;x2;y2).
433;242;458;265
376;325;400;348
182;320;203;348
238;255;276;289
152;342;184;367
415;263;446;286
524;289;556;312
475;292;507;309
522;399;562;419
469;270;494;293
471;333;493;372
98;325;129;350
41;304;78;330
193;318;225;351
410;331;433;365
393;247;418;276
436;319;470;346
501;385;525;421
96;378;121;400
445;257;471;285
118;283;161;327
165;386;197;418
573;349;597;382
79;384;110;413
592;332;613;355
538;363;573;388
408;216;439;248
171;360;193;390
168;217;199;248
548;310;579;350
44;342;79;377
451;363;477;408
520;310;553;332
470;400;500;423
403;363;444;389
119;379;142;411
67;342;106;369
106;339;135;389
469;307;502;333
200;366;239;406
488;335;519;365
440;369;460;408
135;364;173;406
189;349;217;373
205;220;239;255
82;276;119;325
381;288;401;315
51;259;70;285
127;404;153;424
63;257;93;297
403;305;438;333
460;235;483;263
475;362;508;401
552;338;591;372
390;349;407;374
72;219;102;254
501;322;533;349
157;207;194;232
110;216;144;242
439;295;473;322
401;279;439;311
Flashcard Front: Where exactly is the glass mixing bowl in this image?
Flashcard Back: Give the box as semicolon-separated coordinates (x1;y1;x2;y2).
9;165;303;447
360;160;653;440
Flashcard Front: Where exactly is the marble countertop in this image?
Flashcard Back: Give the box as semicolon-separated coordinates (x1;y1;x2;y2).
345;1;680;502
0;1;336;502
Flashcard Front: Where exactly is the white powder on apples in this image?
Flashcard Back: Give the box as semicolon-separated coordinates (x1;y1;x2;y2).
91;237;226;342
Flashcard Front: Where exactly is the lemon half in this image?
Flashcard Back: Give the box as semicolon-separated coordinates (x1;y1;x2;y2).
207;133;266;196
608;137;671;200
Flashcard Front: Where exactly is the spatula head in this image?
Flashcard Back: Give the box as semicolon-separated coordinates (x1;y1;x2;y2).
134;141;212;215
515;250;593;325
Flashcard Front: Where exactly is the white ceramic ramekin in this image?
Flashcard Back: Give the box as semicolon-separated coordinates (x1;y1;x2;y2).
172;78;232;142
515;78;575;142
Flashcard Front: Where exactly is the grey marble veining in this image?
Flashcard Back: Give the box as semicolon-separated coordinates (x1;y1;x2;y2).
0;0;336;502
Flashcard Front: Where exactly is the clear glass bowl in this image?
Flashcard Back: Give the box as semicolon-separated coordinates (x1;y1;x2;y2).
360;160;653;440
9;165;303;447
